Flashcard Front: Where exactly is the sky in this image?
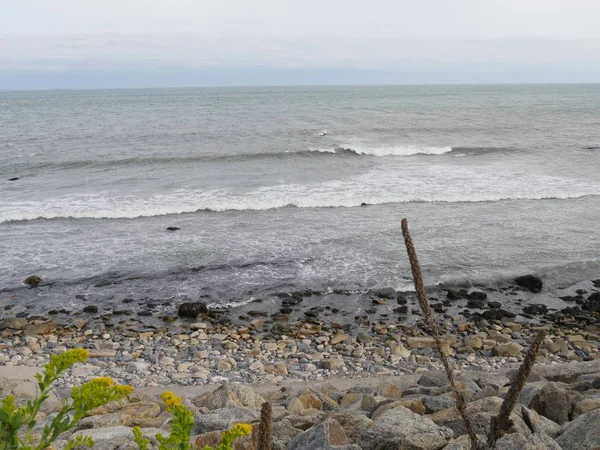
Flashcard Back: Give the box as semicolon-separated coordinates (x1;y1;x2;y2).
1;0;600;89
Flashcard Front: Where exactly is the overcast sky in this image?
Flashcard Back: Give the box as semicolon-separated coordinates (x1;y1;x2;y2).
1;0;600;88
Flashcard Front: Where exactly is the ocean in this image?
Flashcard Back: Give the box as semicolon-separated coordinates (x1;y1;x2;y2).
1;84;599;316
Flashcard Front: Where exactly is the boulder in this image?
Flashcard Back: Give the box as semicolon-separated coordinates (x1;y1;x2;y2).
494;432;561;450
286;419;349;450
432;397;529;437
556;408;600;450
514;275;543;293
178;302;208;318
0;317;28;330
583;292;600;312
519;406;561;438
365;406;453;450
529;382;572;424
24;275;41;287
192;407;259;434
522;304;548;315
422;396;456;414
481;309;516;321
327;412;373;446
193;384;266;411
71;426;164;450
297;391;323;411
493;342;523;357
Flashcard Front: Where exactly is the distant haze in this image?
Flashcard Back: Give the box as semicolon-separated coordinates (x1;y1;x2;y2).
1;0;600;89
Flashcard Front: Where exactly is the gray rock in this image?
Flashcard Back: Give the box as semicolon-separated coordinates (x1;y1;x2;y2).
529;381;572;424
192;383;266;410
365;406;453;450
495;432;561;449
422;395;456;414
431;397;530;437
0;317;28;330
192;407;260;434
556;408;600;450
519;406;561;438
286;419;349;450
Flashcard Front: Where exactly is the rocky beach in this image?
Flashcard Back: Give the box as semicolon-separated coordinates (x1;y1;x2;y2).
1;274;599;448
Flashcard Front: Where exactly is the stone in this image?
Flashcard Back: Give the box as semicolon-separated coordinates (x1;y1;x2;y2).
372;400;426;420
422;396;456;414
24;320;56;336
493;342;523;357
519;406;561;438
330;333;347;345
82;305;99;313
192;407;260;434
464;336;482;350
297;390;323;411
529;382;572;424
432;397;529;437
366;406;453;450
494;432;561;450
340;393;363;408
327;412;373;445
406;337;437;349
178;302;208;318
24;275;41;287
322;359;345;371
0;317;28;330
514;275;543;293
287;419;349;450
377;384;403;399
193;384;266;411
522;304;548;315
87;349;117;358
194;430;252;450
556;408;600;450
481;309;516;321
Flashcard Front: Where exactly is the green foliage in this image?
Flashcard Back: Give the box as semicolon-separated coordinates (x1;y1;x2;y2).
133;392;252;450
0;348;133;450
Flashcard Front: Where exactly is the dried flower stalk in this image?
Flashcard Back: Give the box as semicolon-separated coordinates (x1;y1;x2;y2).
401;218;480;450
486;330;546;448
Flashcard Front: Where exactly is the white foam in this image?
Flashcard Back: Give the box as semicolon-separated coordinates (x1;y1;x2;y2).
2;164;599;222
310;145;453;157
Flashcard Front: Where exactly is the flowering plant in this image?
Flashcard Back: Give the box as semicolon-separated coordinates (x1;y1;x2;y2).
0;348;133;450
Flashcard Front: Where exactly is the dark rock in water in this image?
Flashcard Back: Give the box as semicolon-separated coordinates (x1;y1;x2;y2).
469;291;488;301
515;274;543;293
592;279;600;288
83;305;99;314
466;299;486;309
207;308;228;319
24;275;41;287
480;308;516;320
137;311;153;317
523;304;548;315
393;306;408;314
282;295;303;306
166;227;180;231
112;309;132;315
583;292;600;312
560;295;579;302
8;177;19;181
575;289;587;295
247;310;268;317
219;317;232;325
177;302;208;318
360;202;369;206
487;301;502;309
280;307;293;314
397;296;408;305
304;310;319;318
446;289;464;300
431;303;445;313
122;298;135;304
582;145;600;150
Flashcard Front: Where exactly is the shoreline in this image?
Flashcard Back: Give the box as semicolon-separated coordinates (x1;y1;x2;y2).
0;275;598;389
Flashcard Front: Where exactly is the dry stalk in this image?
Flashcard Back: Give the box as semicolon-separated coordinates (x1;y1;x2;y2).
401;218;480;450
486;330;546;449
256;401;273;450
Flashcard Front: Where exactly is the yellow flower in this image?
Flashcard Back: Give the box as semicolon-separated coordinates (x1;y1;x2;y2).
232;423;252;436
93;377;115;386
115;385;134;396
161;391;182;408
